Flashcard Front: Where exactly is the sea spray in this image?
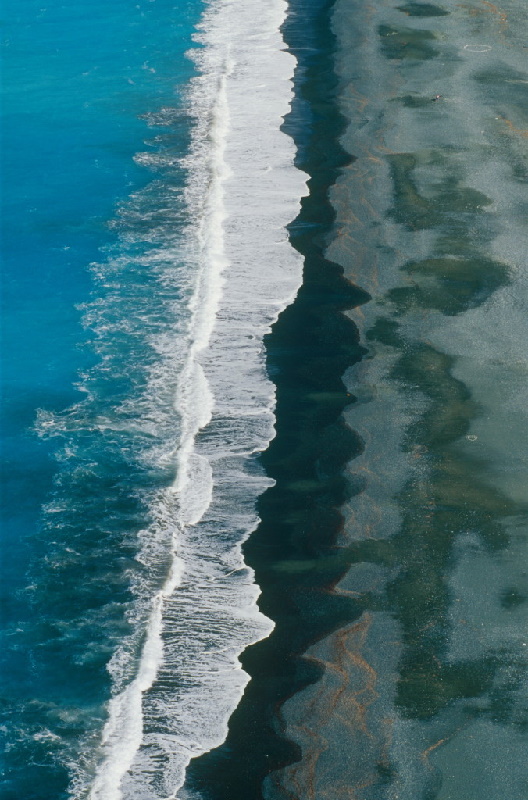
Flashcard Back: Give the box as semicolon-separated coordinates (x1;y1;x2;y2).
14;0;306;793
88;57;233;800
83;0;308;796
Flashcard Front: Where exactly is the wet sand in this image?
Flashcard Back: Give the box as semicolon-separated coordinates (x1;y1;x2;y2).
270;0;528;797
182;0;528;798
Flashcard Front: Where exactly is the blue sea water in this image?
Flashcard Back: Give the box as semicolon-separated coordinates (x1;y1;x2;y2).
2;1;203;795
1;0;305;797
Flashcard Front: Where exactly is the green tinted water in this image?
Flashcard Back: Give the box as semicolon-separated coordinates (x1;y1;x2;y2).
270;0;528;797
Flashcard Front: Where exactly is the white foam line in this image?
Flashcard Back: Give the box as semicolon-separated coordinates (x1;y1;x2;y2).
88;61;233;800
174;62;232;526
89;559;184;800
85;0;308;793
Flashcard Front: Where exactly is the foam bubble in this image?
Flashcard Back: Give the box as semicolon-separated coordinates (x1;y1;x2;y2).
80;0;307;797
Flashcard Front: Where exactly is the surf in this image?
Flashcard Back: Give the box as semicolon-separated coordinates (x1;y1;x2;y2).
75;0;307;796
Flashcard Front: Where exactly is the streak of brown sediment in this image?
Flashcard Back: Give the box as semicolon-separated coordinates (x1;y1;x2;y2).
457;0;511;46
421;736;448;765
457;0;508;27
498;115;528;138
335;567;389;600
330;615;378;733
481;0;508;27
343;84;370;116
275;614;383;800
420;718;473;768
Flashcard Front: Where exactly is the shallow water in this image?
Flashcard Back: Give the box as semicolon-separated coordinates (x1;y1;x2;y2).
265;0;528;797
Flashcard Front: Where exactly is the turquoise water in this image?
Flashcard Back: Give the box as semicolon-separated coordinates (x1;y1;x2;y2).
2;1;200;796
1;0;305;796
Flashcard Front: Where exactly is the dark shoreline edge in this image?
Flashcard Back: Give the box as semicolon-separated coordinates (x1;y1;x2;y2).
183;0;369;796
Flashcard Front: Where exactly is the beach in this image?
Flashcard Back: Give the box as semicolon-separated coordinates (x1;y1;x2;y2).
1;0;527;797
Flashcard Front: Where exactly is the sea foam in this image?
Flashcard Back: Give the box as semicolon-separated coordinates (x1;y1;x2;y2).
80;0;307;797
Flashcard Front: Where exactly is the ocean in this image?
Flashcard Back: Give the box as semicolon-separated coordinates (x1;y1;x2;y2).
1;0;304;796
1;0;527;798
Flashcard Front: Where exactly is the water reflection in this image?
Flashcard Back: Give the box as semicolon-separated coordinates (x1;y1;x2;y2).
267;0;528;797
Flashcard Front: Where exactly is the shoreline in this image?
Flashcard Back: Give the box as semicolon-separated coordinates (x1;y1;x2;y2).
181;0;369;796
184;0;528;797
